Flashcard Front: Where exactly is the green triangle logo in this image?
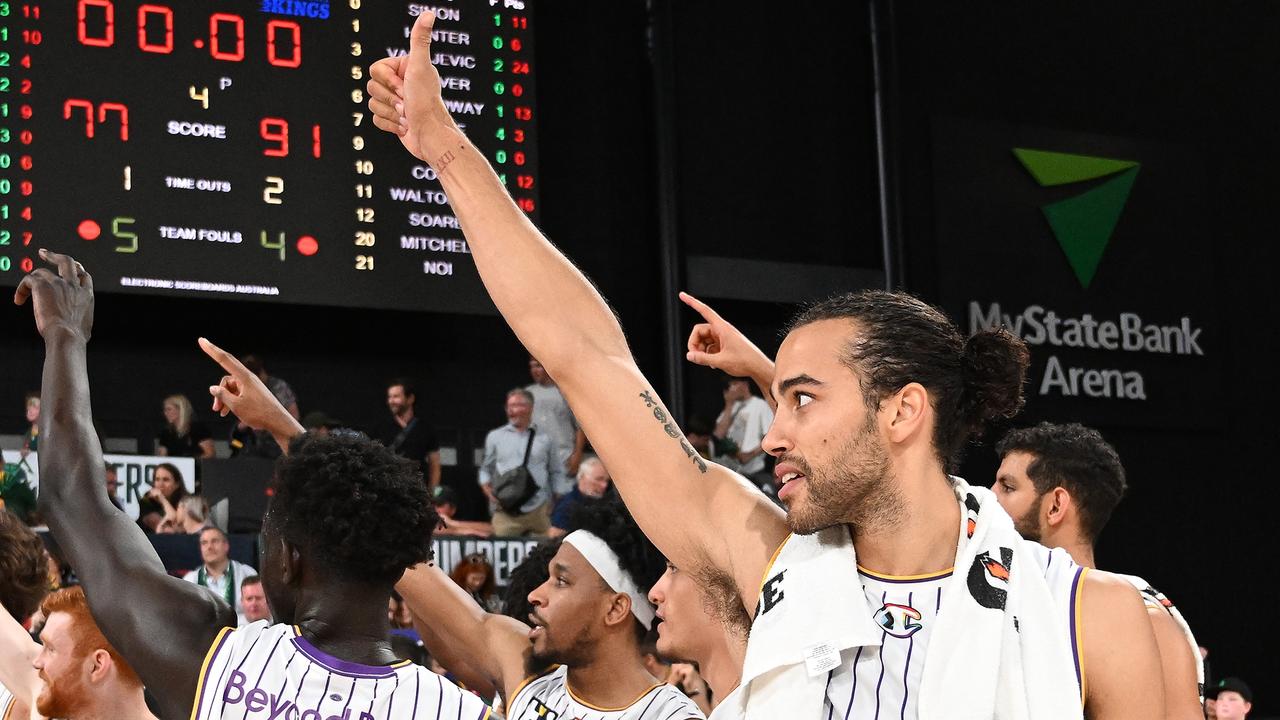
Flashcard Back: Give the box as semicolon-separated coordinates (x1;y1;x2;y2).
1013;148;1140;288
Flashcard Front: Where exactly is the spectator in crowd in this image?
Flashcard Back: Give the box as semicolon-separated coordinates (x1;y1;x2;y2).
526;356;587;496
300;410;343;437
380;378;442;488
388;591;415;630
638;627;670;684
667;663;714;717
682;415;720;461
20;391;39;458
479;388;555;536
449;553;500;612
228;354;299;459
1210;678;1252;720
241;354;300;419
156;494;213;535
549;454;611;537
239;576;271;625
1;586;156;720
181;526;256;626
431;486;492;537
104;462;123;511
0;508;47;624
712;375;774;489
155;394;214;460
136;462;188;532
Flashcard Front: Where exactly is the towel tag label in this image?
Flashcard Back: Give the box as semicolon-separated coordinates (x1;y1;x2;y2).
804;642;841;677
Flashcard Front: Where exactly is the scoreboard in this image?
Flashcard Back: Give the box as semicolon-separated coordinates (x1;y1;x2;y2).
0;0;539;313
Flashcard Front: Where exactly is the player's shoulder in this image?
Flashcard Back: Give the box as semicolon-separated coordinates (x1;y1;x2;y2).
644;682;706;719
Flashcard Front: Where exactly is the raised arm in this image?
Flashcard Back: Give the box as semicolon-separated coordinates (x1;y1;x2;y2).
396;563;531;701
368;13;787;610
17;251;234;720
0;607;40;718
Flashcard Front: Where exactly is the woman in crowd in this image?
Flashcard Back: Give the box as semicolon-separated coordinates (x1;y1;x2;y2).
156;494;213;534
155;394;214;460
449;554;500;612
136;462;188;532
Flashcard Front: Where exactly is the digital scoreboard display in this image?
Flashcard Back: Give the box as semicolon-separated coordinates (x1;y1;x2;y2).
0;0;538;313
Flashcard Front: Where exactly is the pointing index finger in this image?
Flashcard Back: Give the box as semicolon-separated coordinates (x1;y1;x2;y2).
198;337;250;378
678;291;723;323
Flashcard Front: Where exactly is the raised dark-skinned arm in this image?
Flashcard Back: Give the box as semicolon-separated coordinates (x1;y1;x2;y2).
17;250;234;720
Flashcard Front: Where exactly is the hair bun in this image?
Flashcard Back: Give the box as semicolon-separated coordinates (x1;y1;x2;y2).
960;329;1030;430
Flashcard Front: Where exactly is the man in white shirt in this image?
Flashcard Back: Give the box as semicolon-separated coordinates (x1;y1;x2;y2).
713;377;774;488
183;526;255;625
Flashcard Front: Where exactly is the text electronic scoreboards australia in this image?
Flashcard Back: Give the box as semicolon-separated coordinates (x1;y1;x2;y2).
0;0;539;313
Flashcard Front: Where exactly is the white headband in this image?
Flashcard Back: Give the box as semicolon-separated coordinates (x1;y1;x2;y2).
563;530;656;628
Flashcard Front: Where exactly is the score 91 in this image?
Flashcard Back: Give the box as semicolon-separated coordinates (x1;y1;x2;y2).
260;117;321;158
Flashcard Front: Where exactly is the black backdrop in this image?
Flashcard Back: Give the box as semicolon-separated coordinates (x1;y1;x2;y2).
2;1;1275;711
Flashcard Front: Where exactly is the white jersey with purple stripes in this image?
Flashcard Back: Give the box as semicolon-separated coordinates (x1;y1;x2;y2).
821;543;1085;719
506;664;704;720
0;681;14;720
190;621;492;720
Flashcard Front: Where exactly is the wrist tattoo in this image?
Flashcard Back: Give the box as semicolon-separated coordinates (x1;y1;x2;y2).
639;390;707;474
435;142;465;174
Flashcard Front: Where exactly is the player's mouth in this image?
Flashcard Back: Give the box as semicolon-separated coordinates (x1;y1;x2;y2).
775;462;808;502
528;613;547;641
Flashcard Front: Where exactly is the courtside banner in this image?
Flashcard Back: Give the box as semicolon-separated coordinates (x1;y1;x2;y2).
432;535;545;588
2;451;197;520
930;118;1219;427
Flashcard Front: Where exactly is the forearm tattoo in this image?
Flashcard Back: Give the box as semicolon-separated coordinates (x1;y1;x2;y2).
639;389;707;473
436;147;458;174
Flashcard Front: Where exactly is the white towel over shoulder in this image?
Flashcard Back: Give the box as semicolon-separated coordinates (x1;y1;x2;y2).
736;477;1085;720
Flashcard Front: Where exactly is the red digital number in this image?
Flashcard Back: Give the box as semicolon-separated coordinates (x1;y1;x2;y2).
514;106;532;121
20;257;34;273
260;117;289;156
510;16;527;29
19;181;33;196
138;5;174;54
20;55;32;69
513;129;525;143
18;130;32;145
267;20;302;68
209;13;246;62
20;207;32;221
312;124;322;158
77;0;114;47
511;84;525;97
517;198;535;212
19;79;32;95
19;156;32;171
510;38;523;52
19;105;32;120
512;61;530;75
513;151;526;166
516;175;534;189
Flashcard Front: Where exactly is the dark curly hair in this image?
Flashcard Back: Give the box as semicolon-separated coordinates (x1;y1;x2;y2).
270;433;437;585
502;537;563;625
0;509;48;622
569;497;667;638
787;291;1030;469
997;422;1128;542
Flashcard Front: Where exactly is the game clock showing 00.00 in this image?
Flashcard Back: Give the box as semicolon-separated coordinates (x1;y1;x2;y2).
0;0;539;314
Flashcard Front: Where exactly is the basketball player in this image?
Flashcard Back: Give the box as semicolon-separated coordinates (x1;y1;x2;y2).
14;250;490;720
2;586;157;720
994;422;1204;719
396;498;704;719
647;561;749;716
367;12;1164;717
0;508;51;720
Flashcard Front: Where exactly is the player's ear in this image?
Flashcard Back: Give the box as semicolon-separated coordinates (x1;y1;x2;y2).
279;538;303;587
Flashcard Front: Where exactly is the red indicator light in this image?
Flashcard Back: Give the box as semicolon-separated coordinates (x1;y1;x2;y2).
78;219;102;240
194;38;204;49
296;236;318;256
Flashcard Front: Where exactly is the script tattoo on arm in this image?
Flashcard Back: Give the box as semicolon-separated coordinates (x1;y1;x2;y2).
639;390;707;474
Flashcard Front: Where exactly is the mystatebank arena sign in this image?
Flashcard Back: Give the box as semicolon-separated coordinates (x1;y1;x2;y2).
931;119;1217;427
970;304;1204;400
